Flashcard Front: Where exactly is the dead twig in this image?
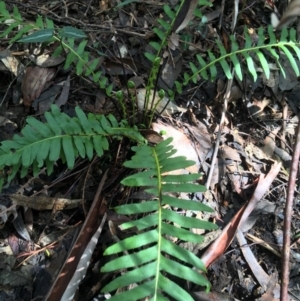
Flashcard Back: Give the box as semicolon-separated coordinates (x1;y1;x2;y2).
280;112;300;301
205;74;234;189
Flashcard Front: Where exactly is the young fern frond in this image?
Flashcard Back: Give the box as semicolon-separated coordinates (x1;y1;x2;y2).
0;105;146;189
175;26;300;91
101;137;218;301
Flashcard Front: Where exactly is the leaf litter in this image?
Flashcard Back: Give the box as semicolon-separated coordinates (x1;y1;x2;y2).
0;0;299;300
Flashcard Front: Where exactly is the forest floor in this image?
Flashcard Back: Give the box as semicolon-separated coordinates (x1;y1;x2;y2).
0;0;300;301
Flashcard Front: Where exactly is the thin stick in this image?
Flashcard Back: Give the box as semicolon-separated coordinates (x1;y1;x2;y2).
205;74;234;189
280;112;300;301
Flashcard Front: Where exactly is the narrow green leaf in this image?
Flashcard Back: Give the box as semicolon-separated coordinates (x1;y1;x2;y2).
162;195;213;212
0;2;10;17
162;209;218;230
102;261;157;291
30;143;40;164
160;157;195;173
114;201;158;215
161;237;206;271
280;44;299;76
207;51;217;80
92;136;103;157
107;114;119;128
161;257;211;289
52;44;63;57
162;222;205;243
33;160;39;177
26;117;53;138
230;53;243;80
0;23;19;38
10;149;22;166
62;136;75;168
45;157;54;175
102;279;155;301
76;40;88;57
121;214;158;231
268;25;276;44
73;136;85;158
162;173;200;183
158;274;194;301
20;165;29;178
255;50;270;79
22;146;32;167
219;58;232;79
37;140;51;167
241;52;257;81
84;137;93;160
104;229;158;255
45;17;54;29
7;161;21;182
257;27;265;47
60;26;87;39
196;54;209;79
102;245;158;271
45;110;61;135
21;126;42;143
85;58;100;76
35;15;44;28
164;4;175;19
149;41;161;51
157;19;170;30
13;6;21;20
153;27;166;41
49;137;61;161
9;25;35;44
93;71;102;82
64;51;77;69
289;43;300;62
99;115;113;134
75;106;93;134
268;47;286;77
1;140;22;150
145;52;156;62
189;62;198;84
76;57;85;75
18;28;54;43
121;170;157;186
280;27;288;42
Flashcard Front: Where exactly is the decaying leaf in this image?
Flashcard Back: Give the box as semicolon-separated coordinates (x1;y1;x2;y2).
272;0;300;30
21;66;56;107
172;0;199;33
137;88;187;116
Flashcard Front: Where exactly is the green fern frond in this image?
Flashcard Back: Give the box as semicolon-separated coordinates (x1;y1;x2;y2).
101;137;218;301
176;26;300;89
0;105;146;188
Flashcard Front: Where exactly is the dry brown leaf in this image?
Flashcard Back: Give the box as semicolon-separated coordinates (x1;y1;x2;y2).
200;161;281;268
137;89;187;116
21;66;56;107
172;0;199;33
273;0;300;30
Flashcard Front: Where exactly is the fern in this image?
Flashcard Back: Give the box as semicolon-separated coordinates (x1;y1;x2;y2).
145;1;300;93
101;137;218;301
181;26;300;86
0;105;146;189
0;1;112;94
